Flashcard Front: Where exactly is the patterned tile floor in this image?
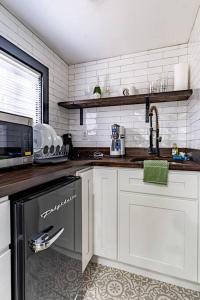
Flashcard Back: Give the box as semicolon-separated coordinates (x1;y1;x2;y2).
82;263;200;300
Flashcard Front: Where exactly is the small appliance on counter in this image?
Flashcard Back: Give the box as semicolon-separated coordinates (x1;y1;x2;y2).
33;124;68;164
119;125;125;156
62;133;75;159
110;124;125;157
0;111;33;169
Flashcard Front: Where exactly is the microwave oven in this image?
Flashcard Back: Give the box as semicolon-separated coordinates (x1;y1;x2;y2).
0;111;33;169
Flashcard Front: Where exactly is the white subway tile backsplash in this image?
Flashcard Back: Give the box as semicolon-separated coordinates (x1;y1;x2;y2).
135;52;163;63
69;74;75;81
179;55;188;63
163;47;188;58
120;57;134;65
108;66;121;74
121;62;148;72
148;57;179;68
147;66;163;74
133;69;148;76
147;73;161;81
109;72;124;80
86;62;106;71
108;60;122;68
96;68;109;76
68;100;188;148
74;66;86;74
121;75;147;85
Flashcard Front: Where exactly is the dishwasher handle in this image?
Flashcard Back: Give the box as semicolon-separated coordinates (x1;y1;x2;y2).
29;227;64;253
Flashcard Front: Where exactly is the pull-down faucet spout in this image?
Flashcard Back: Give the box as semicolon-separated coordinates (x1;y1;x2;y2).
149;105;162;157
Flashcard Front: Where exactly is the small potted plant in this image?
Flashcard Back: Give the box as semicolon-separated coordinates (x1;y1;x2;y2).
93;76;102;98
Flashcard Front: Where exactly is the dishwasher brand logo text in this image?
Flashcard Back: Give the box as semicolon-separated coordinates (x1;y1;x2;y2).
40;194;77;219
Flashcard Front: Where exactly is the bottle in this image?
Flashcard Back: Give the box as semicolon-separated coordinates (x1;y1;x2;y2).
93;76;102;99
172;143;179;156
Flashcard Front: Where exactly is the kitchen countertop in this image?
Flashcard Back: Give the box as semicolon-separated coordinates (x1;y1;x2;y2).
1;156;200;198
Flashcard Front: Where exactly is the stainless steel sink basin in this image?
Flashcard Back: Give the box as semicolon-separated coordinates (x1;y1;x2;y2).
169;161;185;165
129;157;185;165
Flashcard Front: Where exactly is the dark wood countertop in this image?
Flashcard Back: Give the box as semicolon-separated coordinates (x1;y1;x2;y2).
1;156;200;198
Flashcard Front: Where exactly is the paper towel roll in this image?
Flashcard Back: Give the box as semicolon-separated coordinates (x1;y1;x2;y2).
174;63;189;91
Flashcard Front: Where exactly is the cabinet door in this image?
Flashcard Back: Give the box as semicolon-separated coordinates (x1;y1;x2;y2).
119;192;198;282
0;198;10;252
93;168;117;260
78;169;94;272
0;250;11;300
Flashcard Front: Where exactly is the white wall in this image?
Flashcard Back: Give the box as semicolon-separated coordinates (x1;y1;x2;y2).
0;4;69;136
187;7;200;149
68;45;188;148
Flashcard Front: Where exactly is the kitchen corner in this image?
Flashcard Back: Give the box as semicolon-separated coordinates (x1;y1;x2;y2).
1;1;200;300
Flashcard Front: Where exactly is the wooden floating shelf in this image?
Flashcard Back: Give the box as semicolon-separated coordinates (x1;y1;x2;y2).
58;89;193;109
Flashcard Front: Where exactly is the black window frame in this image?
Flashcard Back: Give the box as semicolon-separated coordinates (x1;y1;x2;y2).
0;35;49;123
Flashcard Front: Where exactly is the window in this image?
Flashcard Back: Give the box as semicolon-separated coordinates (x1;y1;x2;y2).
0;35;49;123
0;51;42;124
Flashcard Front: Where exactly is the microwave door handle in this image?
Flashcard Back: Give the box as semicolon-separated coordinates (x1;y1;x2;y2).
30;227;64;253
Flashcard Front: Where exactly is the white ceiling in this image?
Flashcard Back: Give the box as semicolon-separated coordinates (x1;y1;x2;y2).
1;0;200;64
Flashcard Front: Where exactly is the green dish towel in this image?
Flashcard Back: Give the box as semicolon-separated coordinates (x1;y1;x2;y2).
143;160;169;185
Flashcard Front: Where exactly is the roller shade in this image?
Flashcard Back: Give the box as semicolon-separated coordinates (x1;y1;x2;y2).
0;51;42;124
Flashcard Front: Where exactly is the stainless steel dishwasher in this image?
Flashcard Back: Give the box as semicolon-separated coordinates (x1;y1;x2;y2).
11;175;84;300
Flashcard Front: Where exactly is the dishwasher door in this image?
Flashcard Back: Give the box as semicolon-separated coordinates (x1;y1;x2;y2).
11;176;84;300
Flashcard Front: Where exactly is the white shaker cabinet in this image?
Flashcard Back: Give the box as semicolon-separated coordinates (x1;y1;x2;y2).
118;191;198;282
93;168;118;260
0;196;11;300
77;169;94;272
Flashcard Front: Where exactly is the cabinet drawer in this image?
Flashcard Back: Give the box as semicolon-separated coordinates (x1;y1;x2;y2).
119;169;198;199
0;199;10;252
0;250;11;300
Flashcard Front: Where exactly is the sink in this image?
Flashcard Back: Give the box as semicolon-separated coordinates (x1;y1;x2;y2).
169;161;186;165
129;157;185;164
130;156;168;163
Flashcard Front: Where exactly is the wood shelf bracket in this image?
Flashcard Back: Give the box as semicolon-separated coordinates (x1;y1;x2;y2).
80;108;83;125
145;96;150;123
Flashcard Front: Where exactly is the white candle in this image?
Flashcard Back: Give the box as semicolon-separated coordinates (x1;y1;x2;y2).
174;63;189;91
